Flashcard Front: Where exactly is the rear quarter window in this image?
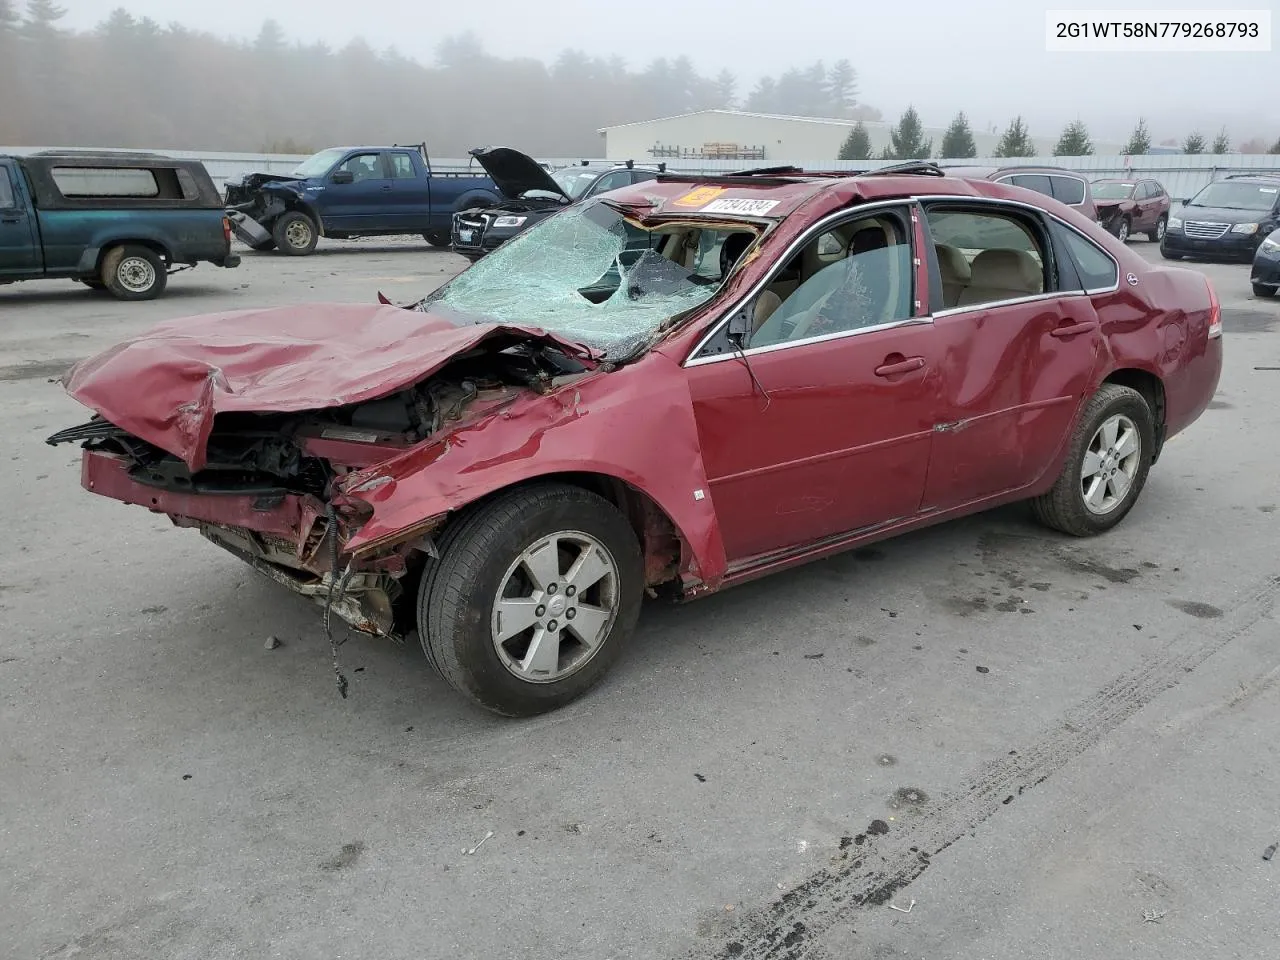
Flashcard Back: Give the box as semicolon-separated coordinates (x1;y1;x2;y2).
1057;226;1118;291
1050;176;1086;205
1003;173;1053;198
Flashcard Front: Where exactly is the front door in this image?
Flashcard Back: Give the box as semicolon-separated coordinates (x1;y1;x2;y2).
685;205;939;564
317;151;392;231
920;202;1104;510
0;164;40;277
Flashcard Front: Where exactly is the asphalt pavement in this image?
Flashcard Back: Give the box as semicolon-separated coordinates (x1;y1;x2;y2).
1;237;1277;960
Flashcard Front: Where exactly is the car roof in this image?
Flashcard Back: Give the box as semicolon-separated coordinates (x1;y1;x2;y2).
597;165;1092;222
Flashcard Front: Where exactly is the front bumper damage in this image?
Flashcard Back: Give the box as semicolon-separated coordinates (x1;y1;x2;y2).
225;209;273;248
82;447;414;639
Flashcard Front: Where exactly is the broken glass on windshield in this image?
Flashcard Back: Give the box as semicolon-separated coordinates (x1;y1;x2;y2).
417;200;755;359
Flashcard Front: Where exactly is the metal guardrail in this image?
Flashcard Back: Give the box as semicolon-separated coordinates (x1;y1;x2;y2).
5;146;1279;201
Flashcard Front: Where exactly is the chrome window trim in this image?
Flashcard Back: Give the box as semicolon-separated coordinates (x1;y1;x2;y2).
680;193;1121;368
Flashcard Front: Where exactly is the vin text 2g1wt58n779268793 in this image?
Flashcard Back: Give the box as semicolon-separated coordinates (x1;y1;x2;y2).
48;161;1222;717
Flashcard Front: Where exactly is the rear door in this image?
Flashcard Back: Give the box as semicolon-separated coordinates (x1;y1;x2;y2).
383;150;432;231
317;151;391;231
920;201;1105;510
0;162;41;277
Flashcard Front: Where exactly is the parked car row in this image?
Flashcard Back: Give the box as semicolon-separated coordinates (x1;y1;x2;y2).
47;158;1224;715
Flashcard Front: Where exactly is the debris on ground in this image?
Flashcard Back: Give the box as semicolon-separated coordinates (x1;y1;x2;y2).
1263;843;1277;861
264;635;282;650
463;831;495;856
888;899;915;914
1142;909;1167;923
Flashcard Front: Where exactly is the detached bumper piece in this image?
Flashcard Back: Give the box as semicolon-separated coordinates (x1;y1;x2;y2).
226;209;271;247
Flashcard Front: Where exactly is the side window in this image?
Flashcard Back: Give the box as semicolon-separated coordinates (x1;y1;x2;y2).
630;170;659;184
925;207;1048;309
389;153;416;179
1050;176;1086;206
337;153;384;182
51;166;159;198
588;171;630;196
1058;227;1118;291
1004;174;1054;198
176;168;201;201
0;168;14;208
749;213;913;347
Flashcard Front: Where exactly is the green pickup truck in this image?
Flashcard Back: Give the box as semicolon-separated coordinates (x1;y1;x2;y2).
0;151;240;300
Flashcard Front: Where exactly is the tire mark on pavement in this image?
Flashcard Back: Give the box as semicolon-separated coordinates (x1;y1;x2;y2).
687;572;1280;960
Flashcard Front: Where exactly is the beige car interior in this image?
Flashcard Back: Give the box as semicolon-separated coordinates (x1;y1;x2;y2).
747;215;910;345
931;212;1047;309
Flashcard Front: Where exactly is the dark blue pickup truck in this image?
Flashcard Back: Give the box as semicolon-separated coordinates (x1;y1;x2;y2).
0;151;239;300
223;144;500;256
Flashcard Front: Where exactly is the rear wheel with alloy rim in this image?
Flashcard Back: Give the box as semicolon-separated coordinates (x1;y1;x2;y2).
417;483;643;716
1031;384;1154;536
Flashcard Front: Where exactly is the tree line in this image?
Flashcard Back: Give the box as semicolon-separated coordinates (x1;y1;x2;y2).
841;107;1280;161
0;3;880;155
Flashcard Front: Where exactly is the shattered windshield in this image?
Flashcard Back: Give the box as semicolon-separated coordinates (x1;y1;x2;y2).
418;200;751;359
291;148;347;178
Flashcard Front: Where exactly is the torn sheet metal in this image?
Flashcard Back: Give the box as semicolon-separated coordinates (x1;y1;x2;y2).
61;303;596;473
337;349;729;589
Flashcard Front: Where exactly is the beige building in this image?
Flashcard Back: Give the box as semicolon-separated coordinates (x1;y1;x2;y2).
598;110;1123;165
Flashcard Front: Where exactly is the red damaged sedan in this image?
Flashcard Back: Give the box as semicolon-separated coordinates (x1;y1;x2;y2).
49;161;1223;716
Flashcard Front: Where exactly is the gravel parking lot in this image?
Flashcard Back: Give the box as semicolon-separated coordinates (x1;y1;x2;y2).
2;237;1278;960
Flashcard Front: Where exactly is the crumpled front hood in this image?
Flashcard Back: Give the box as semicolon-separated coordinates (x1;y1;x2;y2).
62;303;594;473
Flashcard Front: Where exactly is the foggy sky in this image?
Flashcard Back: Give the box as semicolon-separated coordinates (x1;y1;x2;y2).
66;0;1279;142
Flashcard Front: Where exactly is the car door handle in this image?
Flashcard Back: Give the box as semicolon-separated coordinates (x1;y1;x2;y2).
380;184;393;191
874;356;926;377
1049;321;1099;338
0;214;20;223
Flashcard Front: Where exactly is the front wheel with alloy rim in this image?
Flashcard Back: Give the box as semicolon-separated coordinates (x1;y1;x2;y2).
1112;217;1130;243
417;483;644;716
1147;216;1167;242
272;211;318;256
1031;383;1154;537
101;244;167;300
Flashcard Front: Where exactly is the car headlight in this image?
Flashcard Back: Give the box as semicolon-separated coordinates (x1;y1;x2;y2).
1261;235;1280;255
1230;222;1259;235
1167;216;1182;230
493;215;526;228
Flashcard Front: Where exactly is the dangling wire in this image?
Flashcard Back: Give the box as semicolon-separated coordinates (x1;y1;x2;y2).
322;502;350;700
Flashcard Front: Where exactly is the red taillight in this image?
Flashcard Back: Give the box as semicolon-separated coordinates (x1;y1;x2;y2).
1206;280;1222;339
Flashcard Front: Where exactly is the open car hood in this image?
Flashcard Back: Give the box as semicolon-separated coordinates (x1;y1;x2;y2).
61;303;595;473
468;146;570;202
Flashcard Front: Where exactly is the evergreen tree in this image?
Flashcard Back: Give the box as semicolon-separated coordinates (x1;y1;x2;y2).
1210;127;1231;153
1269;137;1280;156
994;116;1035;158
743;76;777;113
1122;118;1151;155
712;69;736;109
826;59;858;117
1182;131;1206;154
1053;119;1093;156
885;105;931;159
837;120;872;160
939;111;976;158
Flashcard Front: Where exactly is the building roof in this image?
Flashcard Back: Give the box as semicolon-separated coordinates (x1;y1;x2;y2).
597;109;889;133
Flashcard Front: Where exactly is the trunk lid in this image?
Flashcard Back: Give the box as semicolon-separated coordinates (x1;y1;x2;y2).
61;303;594;473
468;147;570;202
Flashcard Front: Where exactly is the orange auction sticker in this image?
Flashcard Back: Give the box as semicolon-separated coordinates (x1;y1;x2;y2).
673;186;726;207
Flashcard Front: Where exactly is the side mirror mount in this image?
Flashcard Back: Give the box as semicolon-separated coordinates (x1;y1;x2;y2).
727;305;752;344
331;169;354;185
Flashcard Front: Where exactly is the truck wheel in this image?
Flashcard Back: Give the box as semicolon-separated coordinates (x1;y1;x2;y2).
101;245;167;301
1030;384;1154;537
273;212;318;256
423;232;450;248
417;483;644;716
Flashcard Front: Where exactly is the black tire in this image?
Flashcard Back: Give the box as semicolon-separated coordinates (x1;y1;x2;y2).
417;483;644;716
272;211;318;256
1147;215;1167;243
1254;282;1277;298
100;245;167;301
424;232;450;248
1031;384;1155;537
1159;245;1181;260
